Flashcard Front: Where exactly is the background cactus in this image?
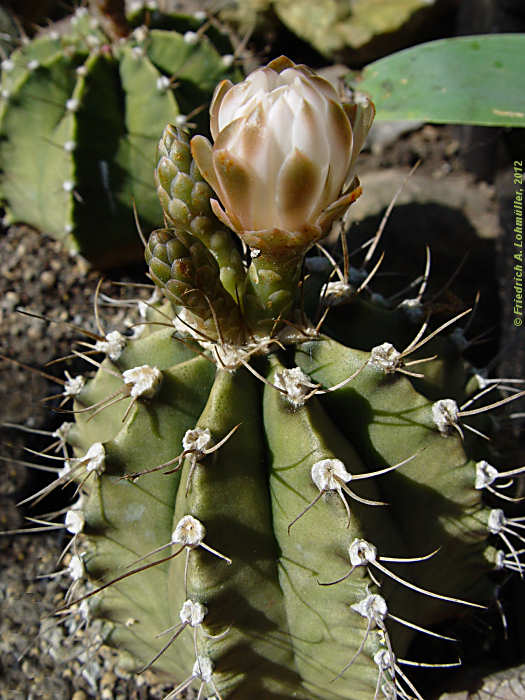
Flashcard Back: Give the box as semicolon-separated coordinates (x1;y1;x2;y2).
216;0;457;65
9;110;523;699
0;6;239;266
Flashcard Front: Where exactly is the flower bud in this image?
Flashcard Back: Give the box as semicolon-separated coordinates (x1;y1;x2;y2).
191;56;374;254
145;227;244;344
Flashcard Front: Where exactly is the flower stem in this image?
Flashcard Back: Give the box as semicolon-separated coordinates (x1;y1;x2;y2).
243;252;304;334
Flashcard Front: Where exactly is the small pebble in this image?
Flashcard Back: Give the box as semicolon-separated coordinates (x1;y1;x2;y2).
40;270;56;288
72;691;88;700
27;325;42;341
101;670;117;699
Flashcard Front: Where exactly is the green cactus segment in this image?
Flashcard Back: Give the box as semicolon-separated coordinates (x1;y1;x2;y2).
320;295;471;402
70;360;129;448
105;44;180;254
0;20;239;265
355;34;525;127
296;338;491;612
77;353;215;677
0;52;79;236
243;252;304;332
52;297;500;698
246;0;445;63
168;367;313;697
69;323;200;448
0;35;63;92
145;227;245;344
144;29;236;94
69;51;136;263
117;326;198;371
263;357;404;699
155;124;245;298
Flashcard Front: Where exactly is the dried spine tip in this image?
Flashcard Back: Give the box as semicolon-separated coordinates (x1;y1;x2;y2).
64;373;85;397
351;593;387;622
68;554;84;581
311;459;351;491
432;398;459;435
122;365;162;399
488;509;506;534
321;280;353;306
182;428;213;455
274;367;317;407
65;510;85;535
475;460;499;489
193;655;214;681
82;442;106;475
180;599;207;626
172;515;206;547
368;343;403;373
94;330;127;361
348;538;378;566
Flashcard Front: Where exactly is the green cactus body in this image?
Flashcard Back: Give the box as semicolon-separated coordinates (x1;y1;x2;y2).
13;86;523;699
0;9;239;266
48;268;505;699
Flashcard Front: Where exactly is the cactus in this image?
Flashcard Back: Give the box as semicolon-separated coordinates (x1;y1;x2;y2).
8;58;525;700
0;6;239;266
219;0;454;65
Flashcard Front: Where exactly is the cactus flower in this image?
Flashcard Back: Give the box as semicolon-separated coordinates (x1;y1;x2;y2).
191;56;375;254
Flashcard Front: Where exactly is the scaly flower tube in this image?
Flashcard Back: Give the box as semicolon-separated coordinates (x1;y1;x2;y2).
191;56;375;256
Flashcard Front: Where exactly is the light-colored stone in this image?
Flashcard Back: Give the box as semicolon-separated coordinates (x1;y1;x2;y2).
348;168;500;239
72;691;88;700
273;0;452;62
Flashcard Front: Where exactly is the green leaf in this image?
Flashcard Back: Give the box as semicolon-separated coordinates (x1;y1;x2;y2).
354;34;525;127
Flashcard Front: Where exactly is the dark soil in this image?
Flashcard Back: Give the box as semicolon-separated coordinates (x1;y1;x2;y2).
0;226;180;699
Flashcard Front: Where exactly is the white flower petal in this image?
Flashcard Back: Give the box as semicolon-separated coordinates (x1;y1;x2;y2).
197;56;373;243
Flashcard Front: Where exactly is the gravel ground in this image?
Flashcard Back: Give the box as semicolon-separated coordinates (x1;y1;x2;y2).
0;225;182;699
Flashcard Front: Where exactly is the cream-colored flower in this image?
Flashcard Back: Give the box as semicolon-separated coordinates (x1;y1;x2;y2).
191;56;374;254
